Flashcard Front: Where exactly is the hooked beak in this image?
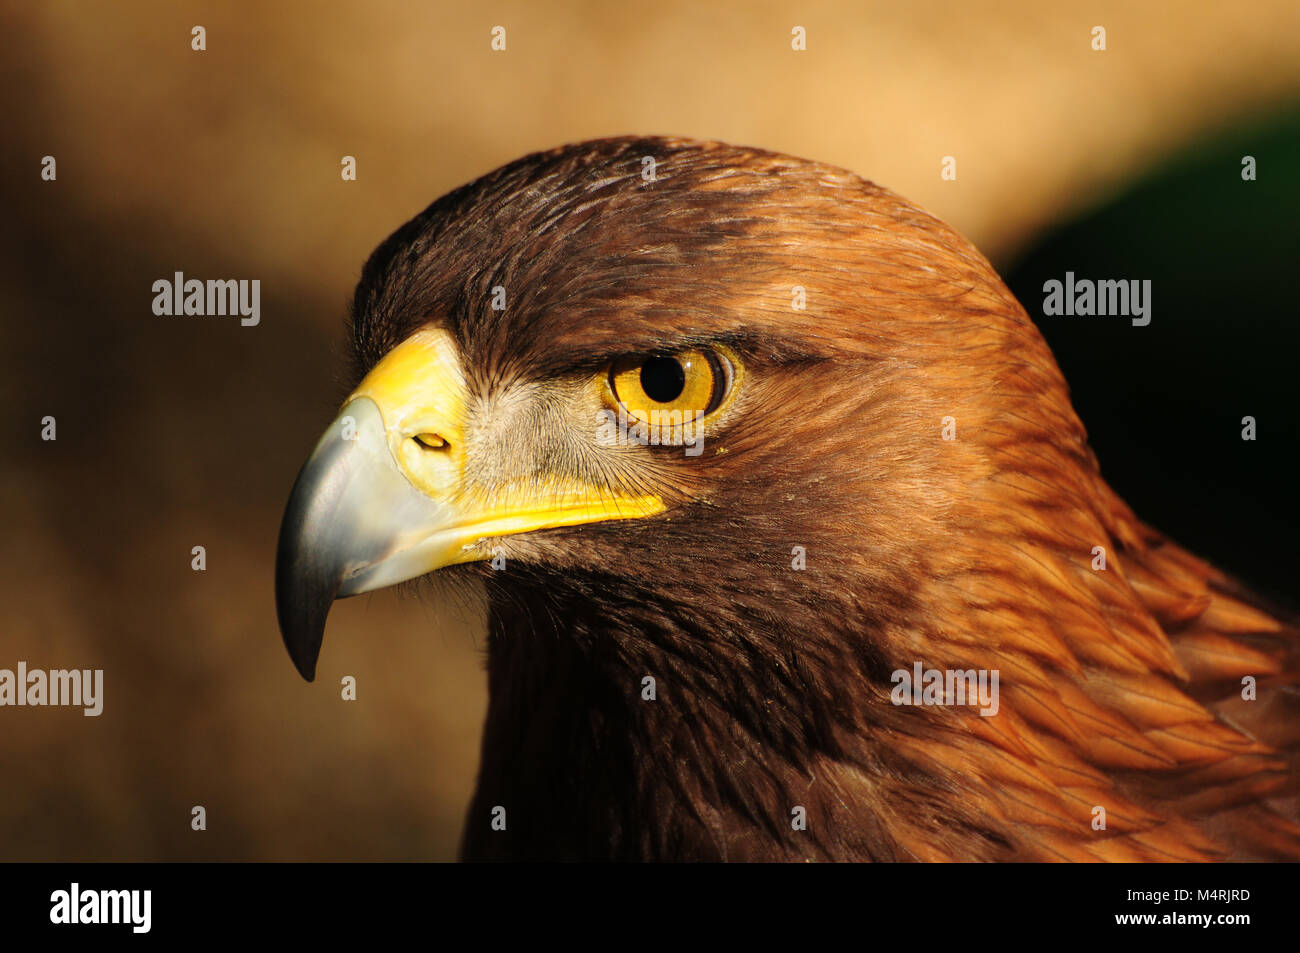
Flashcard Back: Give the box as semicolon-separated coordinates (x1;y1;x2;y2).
275;328;470;681
274;327;663;681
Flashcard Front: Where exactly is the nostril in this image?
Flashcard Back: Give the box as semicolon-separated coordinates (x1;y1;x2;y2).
413;433;448;450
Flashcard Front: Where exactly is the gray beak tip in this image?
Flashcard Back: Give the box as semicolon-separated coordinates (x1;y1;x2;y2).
293;656;319;684
275;521;332;683
275;434;351;684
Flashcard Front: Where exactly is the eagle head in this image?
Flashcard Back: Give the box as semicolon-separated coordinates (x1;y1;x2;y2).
275;136;1299;862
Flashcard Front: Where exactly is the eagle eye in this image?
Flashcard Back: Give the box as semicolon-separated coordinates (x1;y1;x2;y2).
607;348;733;424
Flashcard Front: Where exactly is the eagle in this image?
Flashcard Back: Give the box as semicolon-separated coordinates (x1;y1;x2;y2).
275;136;1300;861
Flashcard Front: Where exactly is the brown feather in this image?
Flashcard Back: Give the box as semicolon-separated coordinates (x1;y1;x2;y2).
345;136;1300;861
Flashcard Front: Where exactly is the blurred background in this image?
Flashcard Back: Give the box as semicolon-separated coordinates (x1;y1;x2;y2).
1;0;1297;860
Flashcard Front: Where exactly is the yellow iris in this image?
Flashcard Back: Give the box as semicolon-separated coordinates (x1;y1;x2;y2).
609;349;727;423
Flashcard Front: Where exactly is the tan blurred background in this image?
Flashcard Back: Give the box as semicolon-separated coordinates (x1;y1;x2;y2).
1;0;1298;860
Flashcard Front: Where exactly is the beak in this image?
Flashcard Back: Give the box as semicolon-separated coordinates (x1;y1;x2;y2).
274;327;663;681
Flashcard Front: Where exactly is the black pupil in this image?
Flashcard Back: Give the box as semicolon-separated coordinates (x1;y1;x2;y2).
640;357;686;403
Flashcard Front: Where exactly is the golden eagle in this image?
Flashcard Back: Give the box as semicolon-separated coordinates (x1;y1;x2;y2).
275;137;1300;861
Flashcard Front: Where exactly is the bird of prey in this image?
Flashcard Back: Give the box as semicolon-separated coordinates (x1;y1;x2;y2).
275;136;1299;861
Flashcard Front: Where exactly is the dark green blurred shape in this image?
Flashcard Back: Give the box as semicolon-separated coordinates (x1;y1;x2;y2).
1003;108;1300;606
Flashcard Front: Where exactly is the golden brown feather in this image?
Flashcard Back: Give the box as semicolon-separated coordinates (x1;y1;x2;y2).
331;136;1300;861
